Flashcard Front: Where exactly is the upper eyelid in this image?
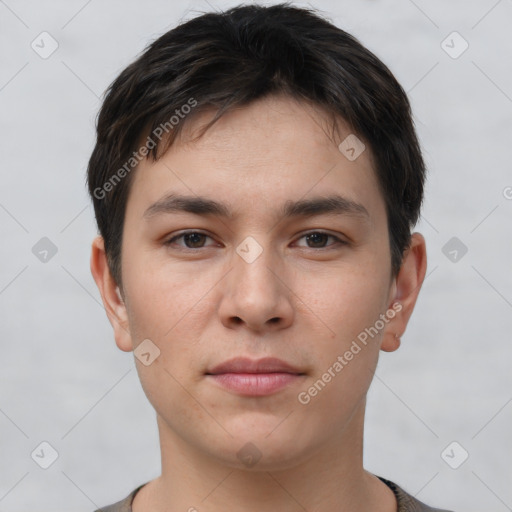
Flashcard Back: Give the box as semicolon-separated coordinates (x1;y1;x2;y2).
167;230;214;241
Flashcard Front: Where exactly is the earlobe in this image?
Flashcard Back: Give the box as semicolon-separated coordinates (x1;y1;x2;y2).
90;236;133;352
381;330;401;353
381;232;427;353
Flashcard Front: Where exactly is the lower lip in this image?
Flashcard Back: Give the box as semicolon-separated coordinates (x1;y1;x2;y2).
207;373;303;396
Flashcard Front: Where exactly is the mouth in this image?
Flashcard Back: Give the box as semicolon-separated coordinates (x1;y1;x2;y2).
205;357;306;396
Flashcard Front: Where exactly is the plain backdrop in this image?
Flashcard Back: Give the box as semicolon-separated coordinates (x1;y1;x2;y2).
1;1;511;510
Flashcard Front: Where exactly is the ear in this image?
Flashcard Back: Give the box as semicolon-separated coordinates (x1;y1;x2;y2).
90;235;133;352
381;232;427;352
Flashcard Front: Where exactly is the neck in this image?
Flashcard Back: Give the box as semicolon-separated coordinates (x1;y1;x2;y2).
133;399;396;512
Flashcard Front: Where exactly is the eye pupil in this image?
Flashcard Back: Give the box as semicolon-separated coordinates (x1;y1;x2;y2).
306;233;328;247
184;233;205;248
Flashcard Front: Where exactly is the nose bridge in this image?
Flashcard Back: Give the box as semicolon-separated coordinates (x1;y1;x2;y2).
232;234;281;299
220;234;293;330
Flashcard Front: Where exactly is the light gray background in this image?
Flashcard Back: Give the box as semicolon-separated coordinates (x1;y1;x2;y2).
1;0;511;510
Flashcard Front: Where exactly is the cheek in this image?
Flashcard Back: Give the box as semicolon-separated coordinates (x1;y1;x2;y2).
290;257;390;412
294;286;383;433
122;254;221;404
134;355;218;449
292;331;379;451
295;260;390;346
123;267;211;428
123;250;214;341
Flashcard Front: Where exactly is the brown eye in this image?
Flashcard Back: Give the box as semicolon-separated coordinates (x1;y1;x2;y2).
182;233;207;248
295;231;346;249
305;232;329;248
165;231;214;249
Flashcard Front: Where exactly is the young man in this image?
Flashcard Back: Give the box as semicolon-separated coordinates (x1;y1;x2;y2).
88;4;452;511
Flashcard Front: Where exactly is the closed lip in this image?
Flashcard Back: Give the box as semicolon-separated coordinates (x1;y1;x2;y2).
206;357;304;375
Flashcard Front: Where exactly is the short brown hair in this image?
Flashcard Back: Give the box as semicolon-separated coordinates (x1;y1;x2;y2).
87;2;426;289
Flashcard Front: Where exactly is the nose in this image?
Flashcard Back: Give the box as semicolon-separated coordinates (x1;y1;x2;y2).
218;239;294;333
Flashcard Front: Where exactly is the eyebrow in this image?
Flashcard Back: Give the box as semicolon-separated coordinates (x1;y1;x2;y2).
143;192;370;222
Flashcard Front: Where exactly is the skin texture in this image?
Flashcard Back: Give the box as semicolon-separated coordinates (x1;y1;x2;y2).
91;94;427;512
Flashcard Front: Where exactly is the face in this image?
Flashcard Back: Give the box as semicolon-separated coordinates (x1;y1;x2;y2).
94;94;420;471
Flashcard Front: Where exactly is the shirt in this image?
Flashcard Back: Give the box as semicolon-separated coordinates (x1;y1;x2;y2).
94;476;453;511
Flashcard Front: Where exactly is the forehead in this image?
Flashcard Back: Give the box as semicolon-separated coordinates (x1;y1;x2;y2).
126;94;386;228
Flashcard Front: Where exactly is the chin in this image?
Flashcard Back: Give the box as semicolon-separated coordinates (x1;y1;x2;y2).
210;428;316;472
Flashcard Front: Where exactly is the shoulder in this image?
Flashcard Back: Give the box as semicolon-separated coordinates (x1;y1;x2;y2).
96;478;455;512
93;483;146;512
378;476;454;512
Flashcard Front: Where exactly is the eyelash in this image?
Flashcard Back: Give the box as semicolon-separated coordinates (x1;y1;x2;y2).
163;230;347;250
